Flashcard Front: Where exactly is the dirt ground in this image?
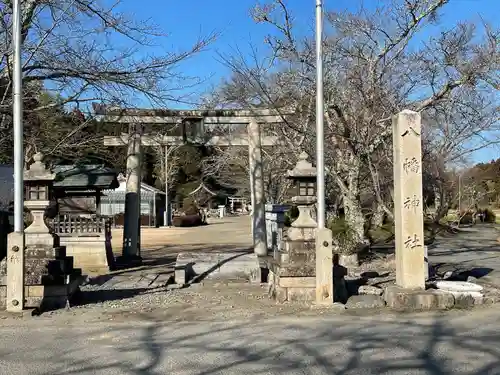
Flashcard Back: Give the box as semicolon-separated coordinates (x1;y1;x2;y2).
111;216;252;250
2;219;500;324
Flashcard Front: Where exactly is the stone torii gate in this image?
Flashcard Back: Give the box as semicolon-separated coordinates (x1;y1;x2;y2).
97;107;289;264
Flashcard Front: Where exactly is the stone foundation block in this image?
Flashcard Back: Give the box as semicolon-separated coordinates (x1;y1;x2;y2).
175;251;261;285
59;236;113;275
24;277;82;310
287;287;315;302
0;275;82;311
270;276;316;303
346;295;385;309
384;285;455;310
358;285;384;296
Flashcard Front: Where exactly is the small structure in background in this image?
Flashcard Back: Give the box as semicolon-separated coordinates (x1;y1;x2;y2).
0;159;119;279
186;182;222;209
100;173;165;227
51;164;118;275
52;164;118;217
229;196;249;214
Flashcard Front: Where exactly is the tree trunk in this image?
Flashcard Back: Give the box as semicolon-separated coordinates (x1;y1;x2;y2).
370;202;385;228
433;185;449;223
331;157;368;260
343;193;367;252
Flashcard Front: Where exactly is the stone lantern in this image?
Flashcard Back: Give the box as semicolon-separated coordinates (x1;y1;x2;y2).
286;151;317;241
24;152;56;247
1;152;82;312
267;151;320;303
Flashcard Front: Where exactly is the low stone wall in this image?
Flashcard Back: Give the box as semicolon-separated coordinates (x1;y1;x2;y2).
58;235;114;275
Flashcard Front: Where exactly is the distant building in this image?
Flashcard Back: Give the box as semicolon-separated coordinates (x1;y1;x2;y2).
99;173;165;227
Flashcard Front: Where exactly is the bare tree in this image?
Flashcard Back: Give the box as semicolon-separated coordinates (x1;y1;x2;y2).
149;135;183;196
214;0;499;255
0;0;216;161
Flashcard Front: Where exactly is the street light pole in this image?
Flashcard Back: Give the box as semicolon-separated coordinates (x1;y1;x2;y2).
13;0;24;233
315;0;325;229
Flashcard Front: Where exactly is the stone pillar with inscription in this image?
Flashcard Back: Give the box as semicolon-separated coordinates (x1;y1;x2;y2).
0;153;82;311
393;110;426;290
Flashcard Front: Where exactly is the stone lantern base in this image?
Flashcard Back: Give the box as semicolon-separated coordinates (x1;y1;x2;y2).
268;237;317;302
0;243;83;311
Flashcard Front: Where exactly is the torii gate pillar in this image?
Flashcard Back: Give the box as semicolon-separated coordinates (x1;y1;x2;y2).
248;119;267;257
119;123;143;265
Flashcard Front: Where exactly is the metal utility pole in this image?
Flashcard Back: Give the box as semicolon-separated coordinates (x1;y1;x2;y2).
164;145;171;226
314;0;334;307
13;0;24;233
315;0;325;228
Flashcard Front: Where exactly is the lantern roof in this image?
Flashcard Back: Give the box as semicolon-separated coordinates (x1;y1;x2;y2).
287;151;316;179
24;152;56;182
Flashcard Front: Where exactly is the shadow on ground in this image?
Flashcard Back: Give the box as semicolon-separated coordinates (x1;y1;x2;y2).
71;243;254;308
27;309;500;375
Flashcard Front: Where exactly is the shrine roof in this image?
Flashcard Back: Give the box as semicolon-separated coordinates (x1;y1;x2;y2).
53;165;119;190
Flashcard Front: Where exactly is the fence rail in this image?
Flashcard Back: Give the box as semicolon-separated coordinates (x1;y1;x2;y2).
51;214;111;237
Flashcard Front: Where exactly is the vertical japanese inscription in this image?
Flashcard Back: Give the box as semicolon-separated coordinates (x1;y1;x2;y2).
393;110;426;289
402;157;420;174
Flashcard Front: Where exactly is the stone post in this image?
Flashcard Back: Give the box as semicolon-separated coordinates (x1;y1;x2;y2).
248;118;267;256
121;123;142;264
393;110;425;289
265;204;288;259
315;227;334;305
6;232;24;312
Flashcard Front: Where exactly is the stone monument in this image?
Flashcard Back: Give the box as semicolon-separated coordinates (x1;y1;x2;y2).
0;153;82;311
392;110;425;289
268;152;320;302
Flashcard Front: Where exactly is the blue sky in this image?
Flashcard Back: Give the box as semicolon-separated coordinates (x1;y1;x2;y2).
116;0;499;162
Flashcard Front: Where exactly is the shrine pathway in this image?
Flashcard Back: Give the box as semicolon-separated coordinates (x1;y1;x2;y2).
83;216;253;292
99;218;500;292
